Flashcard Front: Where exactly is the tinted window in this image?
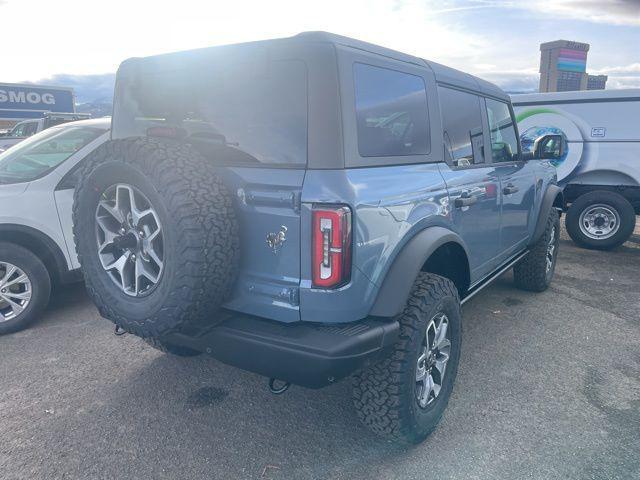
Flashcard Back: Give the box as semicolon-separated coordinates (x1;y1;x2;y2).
485;98;519;162
354;63;430;157
10;123;27;137
114;60;307;167
438;86;484;167
23;122;39;137
0;125;106;184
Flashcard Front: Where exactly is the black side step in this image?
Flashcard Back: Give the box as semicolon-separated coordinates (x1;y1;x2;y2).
461;250;529;305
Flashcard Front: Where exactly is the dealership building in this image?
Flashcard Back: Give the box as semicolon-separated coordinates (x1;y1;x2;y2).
0;82;77;130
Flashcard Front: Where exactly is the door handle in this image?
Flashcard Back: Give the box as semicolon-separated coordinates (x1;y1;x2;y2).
503;184;519;195
454;193;477;208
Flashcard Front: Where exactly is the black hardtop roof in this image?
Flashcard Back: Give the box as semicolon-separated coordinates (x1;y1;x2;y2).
119;31;509;102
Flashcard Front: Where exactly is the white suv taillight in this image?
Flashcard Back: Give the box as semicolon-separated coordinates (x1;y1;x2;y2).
312;205;352;288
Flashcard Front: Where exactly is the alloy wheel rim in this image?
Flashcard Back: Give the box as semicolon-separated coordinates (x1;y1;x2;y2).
416;312;451;408
578;204;620;240
95;183;164;297
546;225;557;274
0;262;32;322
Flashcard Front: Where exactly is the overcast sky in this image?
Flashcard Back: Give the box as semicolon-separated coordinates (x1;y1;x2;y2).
1;0;638;98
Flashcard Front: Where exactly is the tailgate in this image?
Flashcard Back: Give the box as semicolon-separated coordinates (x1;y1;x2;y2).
218;167;304;322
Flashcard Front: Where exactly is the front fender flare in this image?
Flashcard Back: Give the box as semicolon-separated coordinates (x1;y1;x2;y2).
530;184;563;246
369;226;469;318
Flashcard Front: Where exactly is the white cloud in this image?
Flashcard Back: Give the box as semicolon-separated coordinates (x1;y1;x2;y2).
515;0;640;26
0;0;486;82
1;0;636;93
590;63;640;75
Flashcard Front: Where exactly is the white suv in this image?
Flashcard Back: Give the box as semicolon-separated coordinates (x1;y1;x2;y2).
0;118;110;334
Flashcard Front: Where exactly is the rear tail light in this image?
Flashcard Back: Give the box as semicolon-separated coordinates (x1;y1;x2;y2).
312;205;352;288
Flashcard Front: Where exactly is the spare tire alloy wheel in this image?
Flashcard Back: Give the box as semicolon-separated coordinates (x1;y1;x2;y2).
0;262;32;321
578;204;620;241
95;184;164;297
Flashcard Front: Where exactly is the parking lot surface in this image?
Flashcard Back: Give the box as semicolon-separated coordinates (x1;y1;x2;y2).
1;224;639;480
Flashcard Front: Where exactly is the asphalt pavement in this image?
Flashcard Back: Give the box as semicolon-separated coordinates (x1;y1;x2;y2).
1;224;639;480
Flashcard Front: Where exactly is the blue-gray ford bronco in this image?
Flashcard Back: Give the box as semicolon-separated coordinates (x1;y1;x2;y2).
73;32;564;443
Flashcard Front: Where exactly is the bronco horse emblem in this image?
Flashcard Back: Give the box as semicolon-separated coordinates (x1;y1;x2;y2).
266;225;287;253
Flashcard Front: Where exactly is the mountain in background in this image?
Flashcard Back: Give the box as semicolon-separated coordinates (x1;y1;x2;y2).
30;73;115;117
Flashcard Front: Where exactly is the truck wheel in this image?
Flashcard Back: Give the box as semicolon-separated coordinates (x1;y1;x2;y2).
0;242;51;335
514;208;560;292
565;191;635;250
144;337;201;357
73;138;239;338
352;273;461;444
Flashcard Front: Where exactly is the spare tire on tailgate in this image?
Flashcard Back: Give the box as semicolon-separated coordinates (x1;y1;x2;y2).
73;137;239;338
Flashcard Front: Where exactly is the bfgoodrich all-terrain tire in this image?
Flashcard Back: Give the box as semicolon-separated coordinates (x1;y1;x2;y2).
73;138;238;338
514;208;560;292
0;242;51;335
565;190;635;250
352;273;462;444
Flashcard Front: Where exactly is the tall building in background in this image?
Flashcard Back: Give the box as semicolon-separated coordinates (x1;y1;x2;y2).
587;74;608;90
538;40;607;92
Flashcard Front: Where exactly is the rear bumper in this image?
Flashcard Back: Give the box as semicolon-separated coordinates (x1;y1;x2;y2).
165;312;399;388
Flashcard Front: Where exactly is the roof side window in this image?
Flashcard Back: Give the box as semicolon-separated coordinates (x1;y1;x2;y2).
437;86;485;167
353;63;430;157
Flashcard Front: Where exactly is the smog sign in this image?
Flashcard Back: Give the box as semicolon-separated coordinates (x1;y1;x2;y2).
0;83;75;121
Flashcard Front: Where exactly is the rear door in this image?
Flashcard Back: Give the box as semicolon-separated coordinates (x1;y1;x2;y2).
436;86;503;283
484;98;537;256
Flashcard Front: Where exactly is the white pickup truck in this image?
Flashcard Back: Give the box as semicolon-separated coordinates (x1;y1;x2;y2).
0;112;90;151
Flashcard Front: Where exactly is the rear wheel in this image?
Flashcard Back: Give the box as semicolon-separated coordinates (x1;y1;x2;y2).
352;273;462;444
0;242;51;335
566;191;635;250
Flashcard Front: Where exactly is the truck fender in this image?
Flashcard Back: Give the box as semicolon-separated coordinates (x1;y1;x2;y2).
369;226;469;318
530;184;563;246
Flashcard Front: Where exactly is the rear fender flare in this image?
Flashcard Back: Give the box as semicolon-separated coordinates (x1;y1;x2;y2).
369;227;469;318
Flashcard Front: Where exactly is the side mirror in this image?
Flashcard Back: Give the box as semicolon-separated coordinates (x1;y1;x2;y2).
533;134;565;160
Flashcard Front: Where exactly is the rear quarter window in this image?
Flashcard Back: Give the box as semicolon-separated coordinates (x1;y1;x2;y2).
353;63;430;157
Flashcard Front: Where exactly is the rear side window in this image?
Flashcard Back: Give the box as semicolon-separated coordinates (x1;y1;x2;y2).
353;63;430;157
438;86;484;167
114;60;307;167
